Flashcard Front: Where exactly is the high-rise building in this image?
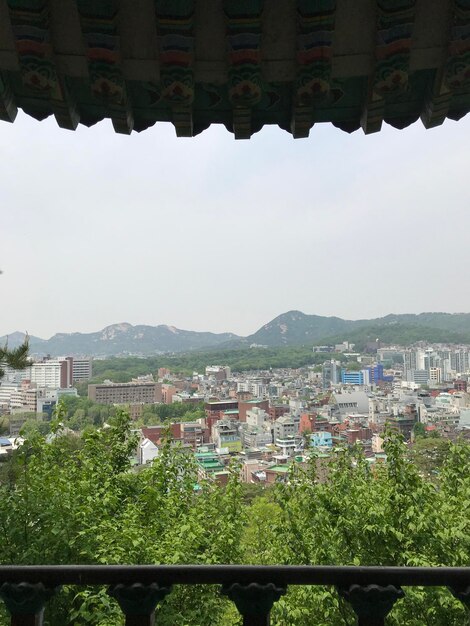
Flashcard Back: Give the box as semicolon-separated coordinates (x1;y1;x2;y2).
403;350;418;373
322;360;342;389
31;358;73;388
429;367;442;385
72;357;93;382
451;350;470;374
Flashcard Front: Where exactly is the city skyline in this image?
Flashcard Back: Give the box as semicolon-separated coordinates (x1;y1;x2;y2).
2;112;470;337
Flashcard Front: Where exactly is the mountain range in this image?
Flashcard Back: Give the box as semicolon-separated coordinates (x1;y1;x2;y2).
2;311;470;357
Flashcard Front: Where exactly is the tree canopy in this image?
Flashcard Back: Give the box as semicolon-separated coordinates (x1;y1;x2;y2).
0;406;468;625
0;340;29;380
87;347;347;385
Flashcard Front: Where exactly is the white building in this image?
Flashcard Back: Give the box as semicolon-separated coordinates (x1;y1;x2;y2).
237;382;251;393
250;382;266;397
246;407;269;429
0;365;32;384
31;358;73;388
139;438;159;464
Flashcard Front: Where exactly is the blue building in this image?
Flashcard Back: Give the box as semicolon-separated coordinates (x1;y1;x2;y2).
341;370;365;385
368;364;383;384
341;365;394;386
367;364;394;384
310;432;333;448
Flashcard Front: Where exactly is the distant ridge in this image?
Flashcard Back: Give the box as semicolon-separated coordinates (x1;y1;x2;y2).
244;311;470;349
2;311;470;357
0;324;240;357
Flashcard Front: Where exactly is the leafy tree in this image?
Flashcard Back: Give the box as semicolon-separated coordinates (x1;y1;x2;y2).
89;348;348;383
413;421;426;439
19;417;50;437
411;436;451;477
242;432;470;625
0;403;245;625
0;400;469;625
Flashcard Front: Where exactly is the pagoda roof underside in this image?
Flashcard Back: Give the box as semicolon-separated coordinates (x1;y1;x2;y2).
0;0;469;138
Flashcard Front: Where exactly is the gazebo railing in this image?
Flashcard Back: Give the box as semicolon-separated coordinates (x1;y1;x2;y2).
0;564;469;626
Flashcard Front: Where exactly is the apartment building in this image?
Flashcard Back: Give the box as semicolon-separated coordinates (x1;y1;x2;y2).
88;382;161;404
72;357;93;382
31;357;73;388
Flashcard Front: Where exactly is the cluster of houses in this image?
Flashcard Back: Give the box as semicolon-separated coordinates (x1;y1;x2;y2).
2;345;470;482
135;354;470;484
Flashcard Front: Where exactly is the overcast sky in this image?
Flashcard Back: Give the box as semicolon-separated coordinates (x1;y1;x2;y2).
1;112;469;338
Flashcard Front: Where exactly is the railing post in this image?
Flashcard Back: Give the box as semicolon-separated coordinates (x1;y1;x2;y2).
449;585;470;612
221;582;286;626
337;584;404;626
0;582;59;626
108;582;172;626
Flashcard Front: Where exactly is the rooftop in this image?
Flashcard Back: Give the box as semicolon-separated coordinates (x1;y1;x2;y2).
267;465;290;473
1;0;468;139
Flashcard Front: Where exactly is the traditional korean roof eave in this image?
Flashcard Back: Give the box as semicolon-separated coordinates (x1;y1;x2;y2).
0;0;469;139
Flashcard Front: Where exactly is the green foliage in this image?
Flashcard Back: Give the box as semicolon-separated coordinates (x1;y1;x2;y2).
413;422;427;439
324;323;470;352
0;402;245;625
89;348;346;383
410;434;451;477
0;340;29;380
344;361;361;371
0;403;469;625
242;432;470;625
57;396;117;430
138;402;205;426
19;416;51;437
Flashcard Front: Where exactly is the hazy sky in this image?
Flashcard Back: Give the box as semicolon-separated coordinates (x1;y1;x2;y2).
1;112;469;338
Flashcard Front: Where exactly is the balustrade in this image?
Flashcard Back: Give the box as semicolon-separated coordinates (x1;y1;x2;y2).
0;565;468;625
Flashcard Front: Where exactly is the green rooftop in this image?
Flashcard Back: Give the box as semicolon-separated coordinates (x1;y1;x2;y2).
267;465;290;473
198;461;224;471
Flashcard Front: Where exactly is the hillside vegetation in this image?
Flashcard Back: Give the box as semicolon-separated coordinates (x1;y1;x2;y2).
89;347;345;383
0;411;468;625
3;311;470;357
245;311;470;348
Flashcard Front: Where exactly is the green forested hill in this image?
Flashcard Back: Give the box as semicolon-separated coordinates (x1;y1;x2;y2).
89;345;341;383
321;323;470;351
3;311;470;357
88;319;470;384
245;311;470;348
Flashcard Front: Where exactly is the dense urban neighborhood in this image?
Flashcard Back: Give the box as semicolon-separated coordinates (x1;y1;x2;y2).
1;339;470;484
1;332;469;626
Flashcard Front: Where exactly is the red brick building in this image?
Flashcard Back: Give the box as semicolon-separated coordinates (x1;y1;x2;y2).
269;404;290;421
299;411;317;433
239;399;269;423
454;380;468;392
204;400;238;431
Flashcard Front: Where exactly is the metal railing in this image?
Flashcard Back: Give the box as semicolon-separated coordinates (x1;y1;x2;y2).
0;564;468;625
